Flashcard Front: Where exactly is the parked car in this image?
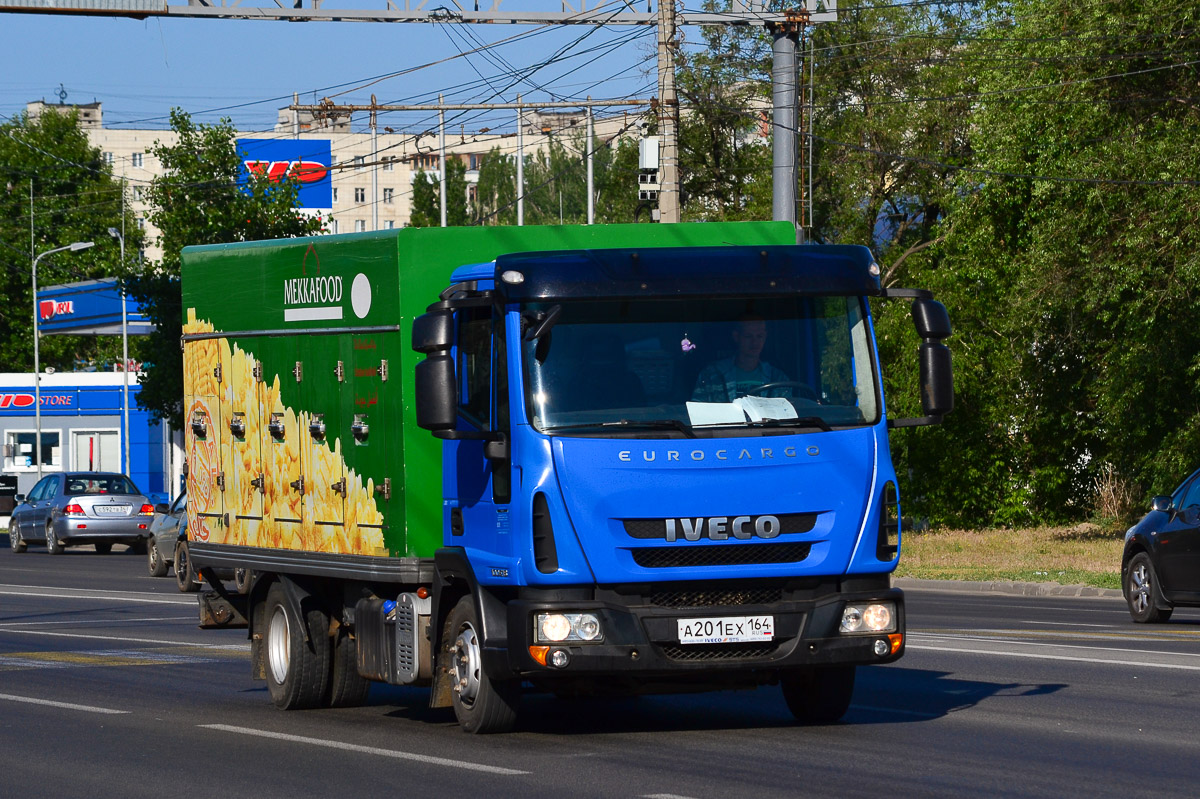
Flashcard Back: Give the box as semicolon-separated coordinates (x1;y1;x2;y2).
8;472;154;555
150;496;250;594
1122;467;1200;622
147;492;186;578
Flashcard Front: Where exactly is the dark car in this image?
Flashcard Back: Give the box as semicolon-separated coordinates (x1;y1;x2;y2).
8;472;155;554
1122;467;1200;622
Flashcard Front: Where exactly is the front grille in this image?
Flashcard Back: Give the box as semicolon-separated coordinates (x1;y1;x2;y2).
650;588;784;608
660;643;779;662
631;543;811;569
623;513;817;540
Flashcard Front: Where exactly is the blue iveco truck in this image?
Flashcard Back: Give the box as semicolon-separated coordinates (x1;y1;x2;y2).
184;223;952;734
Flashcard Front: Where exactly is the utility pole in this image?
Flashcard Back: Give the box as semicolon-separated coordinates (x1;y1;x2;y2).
656;0;680;223
770;9;808;239
371;94;379;231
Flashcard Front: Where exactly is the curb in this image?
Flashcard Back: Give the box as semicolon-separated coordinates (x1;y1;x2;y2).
894;576;1123;599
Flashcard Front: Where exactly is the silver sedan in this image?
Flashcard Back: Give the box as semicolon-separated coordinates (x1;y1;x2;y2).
9;472;154;554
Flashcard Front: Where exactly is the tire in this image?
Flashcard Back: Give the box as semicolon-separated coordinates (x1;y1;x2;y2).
9;526;26;553
264;582;330;710
45;522;64;555
325;629;371;708
1125;552;1173;623
234;568;253;596
94;542;113;554
130;538;148;555
781;665;856;724
175;541;201;593
147;540;168;577
445;595;519;734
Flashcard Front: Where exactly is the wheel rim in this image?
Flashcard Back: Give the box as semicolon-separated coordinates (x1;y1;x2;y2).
46;525;56;550
149;544;160;569
267;605;291;685
452;622;482;708
10;528;20;549
1130;563;1151;615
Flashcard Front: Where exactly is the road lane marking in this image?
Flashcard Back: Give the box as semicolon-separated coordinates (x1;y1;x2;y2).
0;616;195;627
908;642;1200;671
0;649;223;670
200;724;530;775
1020;621;1111;627
0;692;129;715
0;628;248;650
0;586;194;605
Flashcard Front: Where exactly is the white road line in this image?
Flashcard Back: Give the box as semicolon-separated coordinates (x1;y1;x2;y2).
908;643;1200;671
0;616;194;627
0;587;194;605
200;724;530;775
0;692;129;715
1020;621;1111;627
0;628;248;650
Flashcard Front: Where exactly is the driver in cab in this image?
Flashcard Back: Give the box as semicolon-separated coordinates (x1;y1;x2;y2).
692;316;791;402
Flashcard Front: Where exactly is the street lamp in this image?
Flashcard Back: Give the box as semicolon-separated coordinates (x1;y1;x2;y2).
107;227;130;478
33;240;94;479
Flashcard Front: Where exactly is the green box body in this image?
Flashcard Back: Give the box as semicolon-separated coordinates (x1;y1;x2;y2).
180;222;795;562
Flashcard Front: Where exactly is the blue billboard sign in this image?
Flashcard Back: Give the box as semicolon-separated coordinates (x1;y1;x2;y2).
237;139;333;209
37;279;154;336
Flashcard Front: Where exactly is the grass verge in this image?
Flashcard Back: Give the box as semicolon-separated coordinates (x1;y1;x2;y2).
897;524;1125;590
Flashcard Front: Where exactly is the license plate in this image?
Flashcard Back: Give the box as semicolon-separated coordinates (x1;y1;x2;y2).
677;615;774;645
95;504;131;515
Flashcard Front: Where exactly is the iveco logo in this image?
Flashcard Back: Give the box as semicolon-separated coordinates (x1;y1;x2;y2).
619;446;819;463
666;515;781;542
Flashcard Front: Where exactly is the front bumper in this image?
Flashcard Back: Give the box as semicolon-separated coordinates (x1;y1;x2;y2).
491;577;904;682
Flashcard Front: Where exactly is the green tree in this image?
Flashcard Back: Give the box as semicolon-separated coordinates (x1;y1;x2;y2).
408;159;471;227
128;109;323;428
0;109;141;373
474;148;517;225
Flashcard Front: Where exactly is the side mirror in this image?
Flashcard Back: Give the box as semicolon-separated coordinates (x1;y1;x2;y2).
154;502;169;515
15;493;25;503
414;353;457;431
890;297;954;427
1151;496;1173;513
412;310;454;354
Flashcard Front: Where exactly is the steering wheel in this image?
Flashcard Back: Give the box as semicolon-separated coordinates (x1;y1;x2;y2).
746;381;820;402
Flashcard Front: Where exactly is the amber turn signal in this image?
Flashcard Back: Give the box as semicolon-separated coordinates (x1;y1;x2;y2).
529;645;550;666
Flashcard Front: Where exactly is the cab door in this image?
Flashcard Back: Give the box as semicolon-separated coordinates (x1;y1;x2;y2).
445;308;512;567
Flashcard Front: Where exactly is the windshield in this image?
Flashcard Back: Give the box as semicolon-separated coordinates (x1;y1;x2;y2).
522;296;879;435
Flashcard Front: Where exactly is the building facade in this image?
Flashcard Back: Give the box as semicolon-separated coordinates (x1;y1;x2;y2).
28;100;641;263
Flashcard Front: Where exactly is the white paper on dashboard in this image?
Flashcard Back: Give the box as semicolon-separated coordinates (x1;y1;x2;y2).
685;401;747;426
733;396;797;422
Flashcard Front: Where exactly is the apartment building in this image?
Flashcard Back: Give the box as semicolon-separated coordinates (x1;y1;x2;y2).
28;100;641;263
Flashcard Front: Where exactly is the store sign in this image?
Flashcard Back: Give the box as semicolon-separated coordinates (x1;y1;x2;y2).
39;299;76;320
237;139;333;209
0;392;76;410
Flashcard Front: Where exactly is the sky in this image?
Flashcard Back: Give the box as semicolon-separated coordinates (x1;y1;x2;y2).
0;5;664;137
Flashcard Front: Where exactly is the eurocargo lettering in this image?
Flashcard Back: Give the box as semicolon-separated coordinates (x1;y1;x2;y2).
181;222;953;733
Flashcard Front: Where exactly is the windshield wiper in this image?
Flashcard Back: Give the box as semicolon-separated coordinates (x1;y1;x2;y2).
542;419;697;438
746;416;834;432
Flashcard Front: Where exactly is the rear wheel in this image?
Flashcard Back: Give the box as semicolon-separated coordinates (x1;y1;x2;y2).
234;568;253;595
94;542;113;554
175;541;201;593
264;582;330;710
147;540;168;577
325;628;370;708
781;665;856;724
1125;552;1172;623
9;526;26;553
446;595;519;733
45;522;64;555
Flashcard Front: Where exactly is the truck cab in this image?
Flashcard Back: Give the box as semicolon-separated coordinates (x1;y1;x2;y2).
412;243;952;730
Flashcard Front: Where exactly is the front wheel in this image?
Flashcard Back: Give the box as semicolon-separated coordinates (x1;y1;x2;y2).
10;525;26;553
781;665;856;724
175;541;201;593
1125;552;1172;623
264;581;330;710
45;522;64;555
445;595;519;734
147;540;168;577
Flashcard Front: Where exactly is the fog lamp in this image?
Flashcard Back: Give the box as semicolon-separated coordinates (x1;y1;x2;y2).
549;649;570;668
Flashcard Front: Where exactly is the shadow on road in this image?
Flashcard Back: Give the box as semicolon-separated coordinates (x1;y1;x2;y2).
362;663;1065;734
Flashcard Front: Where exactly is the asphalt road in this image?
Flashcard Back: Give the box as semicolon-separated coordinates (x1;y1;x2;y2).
2;540;1199;798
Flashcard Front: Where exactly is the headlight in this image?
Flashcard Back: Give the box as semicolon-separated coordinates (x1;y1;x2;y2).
535;612;604;644
840;602;896;634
